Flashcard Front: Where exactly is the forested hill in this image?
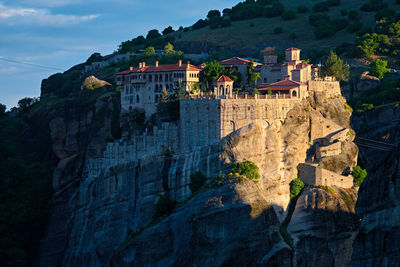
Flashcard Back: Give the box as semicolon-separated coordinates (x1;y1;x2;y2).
116;0;400;58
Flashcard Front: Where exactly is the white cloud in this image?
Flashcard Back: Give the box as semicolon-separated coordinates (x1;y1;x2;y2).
0;3;99;26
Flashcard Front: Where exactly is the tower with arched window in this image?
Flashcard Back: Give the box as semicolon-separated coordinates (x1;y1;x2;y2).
214;75;234;98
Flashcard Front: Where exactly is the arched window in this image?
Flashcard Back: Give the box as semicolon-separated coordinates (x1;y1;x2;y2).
166;84;169;90
155;95;159;102
136;95;140;103
219;85;224;94
149;75;152;82
292;90;297;97
155;84;158;90
230;121;236;132
264;78;267;82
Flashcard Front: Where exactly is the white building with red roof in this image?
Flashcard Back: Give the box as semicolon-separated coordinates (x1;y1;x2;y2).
257;80;308;99
219;57;262;86
259;48;319;84
116;60;202;115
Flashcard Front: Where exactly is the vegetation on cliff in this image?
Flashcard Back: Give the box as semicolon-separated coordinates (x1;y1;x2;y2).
0;103;54;267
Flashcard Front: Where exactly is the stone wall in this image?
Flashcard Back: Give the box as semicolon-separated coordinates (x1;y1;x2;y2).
298;163;353;188
180;97;300;152
86;123;179;177
309;80;342;98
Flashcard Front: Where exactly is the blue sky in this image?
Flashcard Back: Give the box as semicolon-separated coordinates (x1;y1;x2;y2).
0;0;239;109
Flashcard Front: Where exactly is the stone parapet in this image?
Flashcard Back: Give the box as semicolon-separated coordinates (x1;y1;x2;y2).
298;163;353;188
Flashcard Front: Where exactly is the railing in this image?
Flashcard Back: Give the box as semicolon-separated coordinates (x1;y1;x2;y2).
181;93;295;100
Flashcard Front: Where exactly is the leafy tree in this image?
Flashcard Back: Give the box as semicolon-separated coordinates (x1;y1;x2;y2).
282;10;296;20
290;178;305;199
223;8;232;16
200;60;226;90
18;97;37;113
313;2;329;12
231;161;260;181
190;171;206;193
161;88;169;102
0;103;6;117
146;29;162;40
221;18;232;28
265;3;285;18
297;5;308;13
164;43;175;55
274;27;283;34
86;52;103;64
207;10;221;19
143;46;155;57
320;50;350;81
351;166;367;187
153;195;176;219
192;19;208;30
162;26;174;35
248;62;261;85
369;59;390;79
268;89;273;95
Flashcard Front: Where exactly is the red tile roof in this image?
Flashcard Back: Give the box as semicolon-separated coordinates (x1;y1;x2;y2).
257;80;306;91
216;75;233;82
219;57;262;66
116;63;202;75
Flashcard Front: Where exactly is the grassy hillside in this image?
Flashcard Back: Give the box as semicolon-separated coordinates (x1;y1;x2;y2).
168;0;400;56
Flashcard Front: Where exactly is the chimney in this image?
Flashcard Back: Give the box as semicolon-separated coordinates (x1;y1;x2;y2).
129;66;133;71
143;62;146;67
186;61;190;69
178;59;182;67
155;61;159;67
139;62;143;68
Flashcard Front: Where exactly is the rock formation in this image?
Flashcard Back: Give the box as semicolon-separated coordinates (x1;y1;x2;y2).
37;82;360;266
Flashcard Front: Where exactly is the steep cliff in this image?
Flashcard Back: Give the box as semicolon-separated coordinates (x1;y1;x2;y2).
36;82;360;266
351;106;400;266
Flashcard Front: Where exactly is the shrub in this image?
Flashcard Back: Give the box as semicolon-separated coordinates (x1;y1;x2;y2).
348;10;360;21
348;21;363;33
282;10;296;20
314;23;337;39
327;0;341;6
351;166;367;187
360;0;388;12
313;2;329;12
344;103;353;113
153;195;176;219
356;103;374;113
231;161;260;181
369;59;390;79
162;26;174;35
333;18;348;31
221;18;232;28
190;171;206;193
289;33;297;40
265;3;285;18
297;5;308;13
309;13;330;27
290;178;305;199
274;27;283;34
192;19;208;30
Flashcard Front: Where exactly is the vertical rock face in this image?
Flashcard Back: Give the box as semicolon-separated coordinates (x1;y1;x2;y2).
289;187;359;267
351;107;400;266
38;88;359;266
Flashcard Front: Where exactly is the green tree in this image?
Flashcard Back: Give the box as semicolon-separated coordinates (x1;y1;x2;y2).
0;103;6;117
200;60;226;90
161;88;169;102
162;26;174;35
143;46;155;57
146;29;161;40
190;171;206;193
164;43;175;55
86;52;103;64
268;89;273;95
351;166;367;187
369;59;390;79
248;62;261;85
231;161;260;181
320;50;350;81
290;178;305;199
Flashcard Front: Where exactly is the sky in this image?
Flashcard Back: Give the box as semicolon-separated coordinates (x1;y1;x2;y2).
0;0;240;109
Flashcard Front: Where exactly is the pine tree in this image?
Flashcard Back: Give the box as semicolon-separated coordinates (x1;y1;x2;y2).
320;51;350;81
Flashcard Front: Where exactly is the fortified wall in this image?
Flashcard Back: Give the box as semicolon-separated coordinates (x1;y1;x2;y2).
86;81;344;181
180;95;300;152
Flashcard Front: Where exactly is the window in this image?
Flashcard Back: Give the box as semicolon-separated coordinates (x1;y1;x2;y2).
292;90;297;97
149;75;152;82
136;95;140;103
